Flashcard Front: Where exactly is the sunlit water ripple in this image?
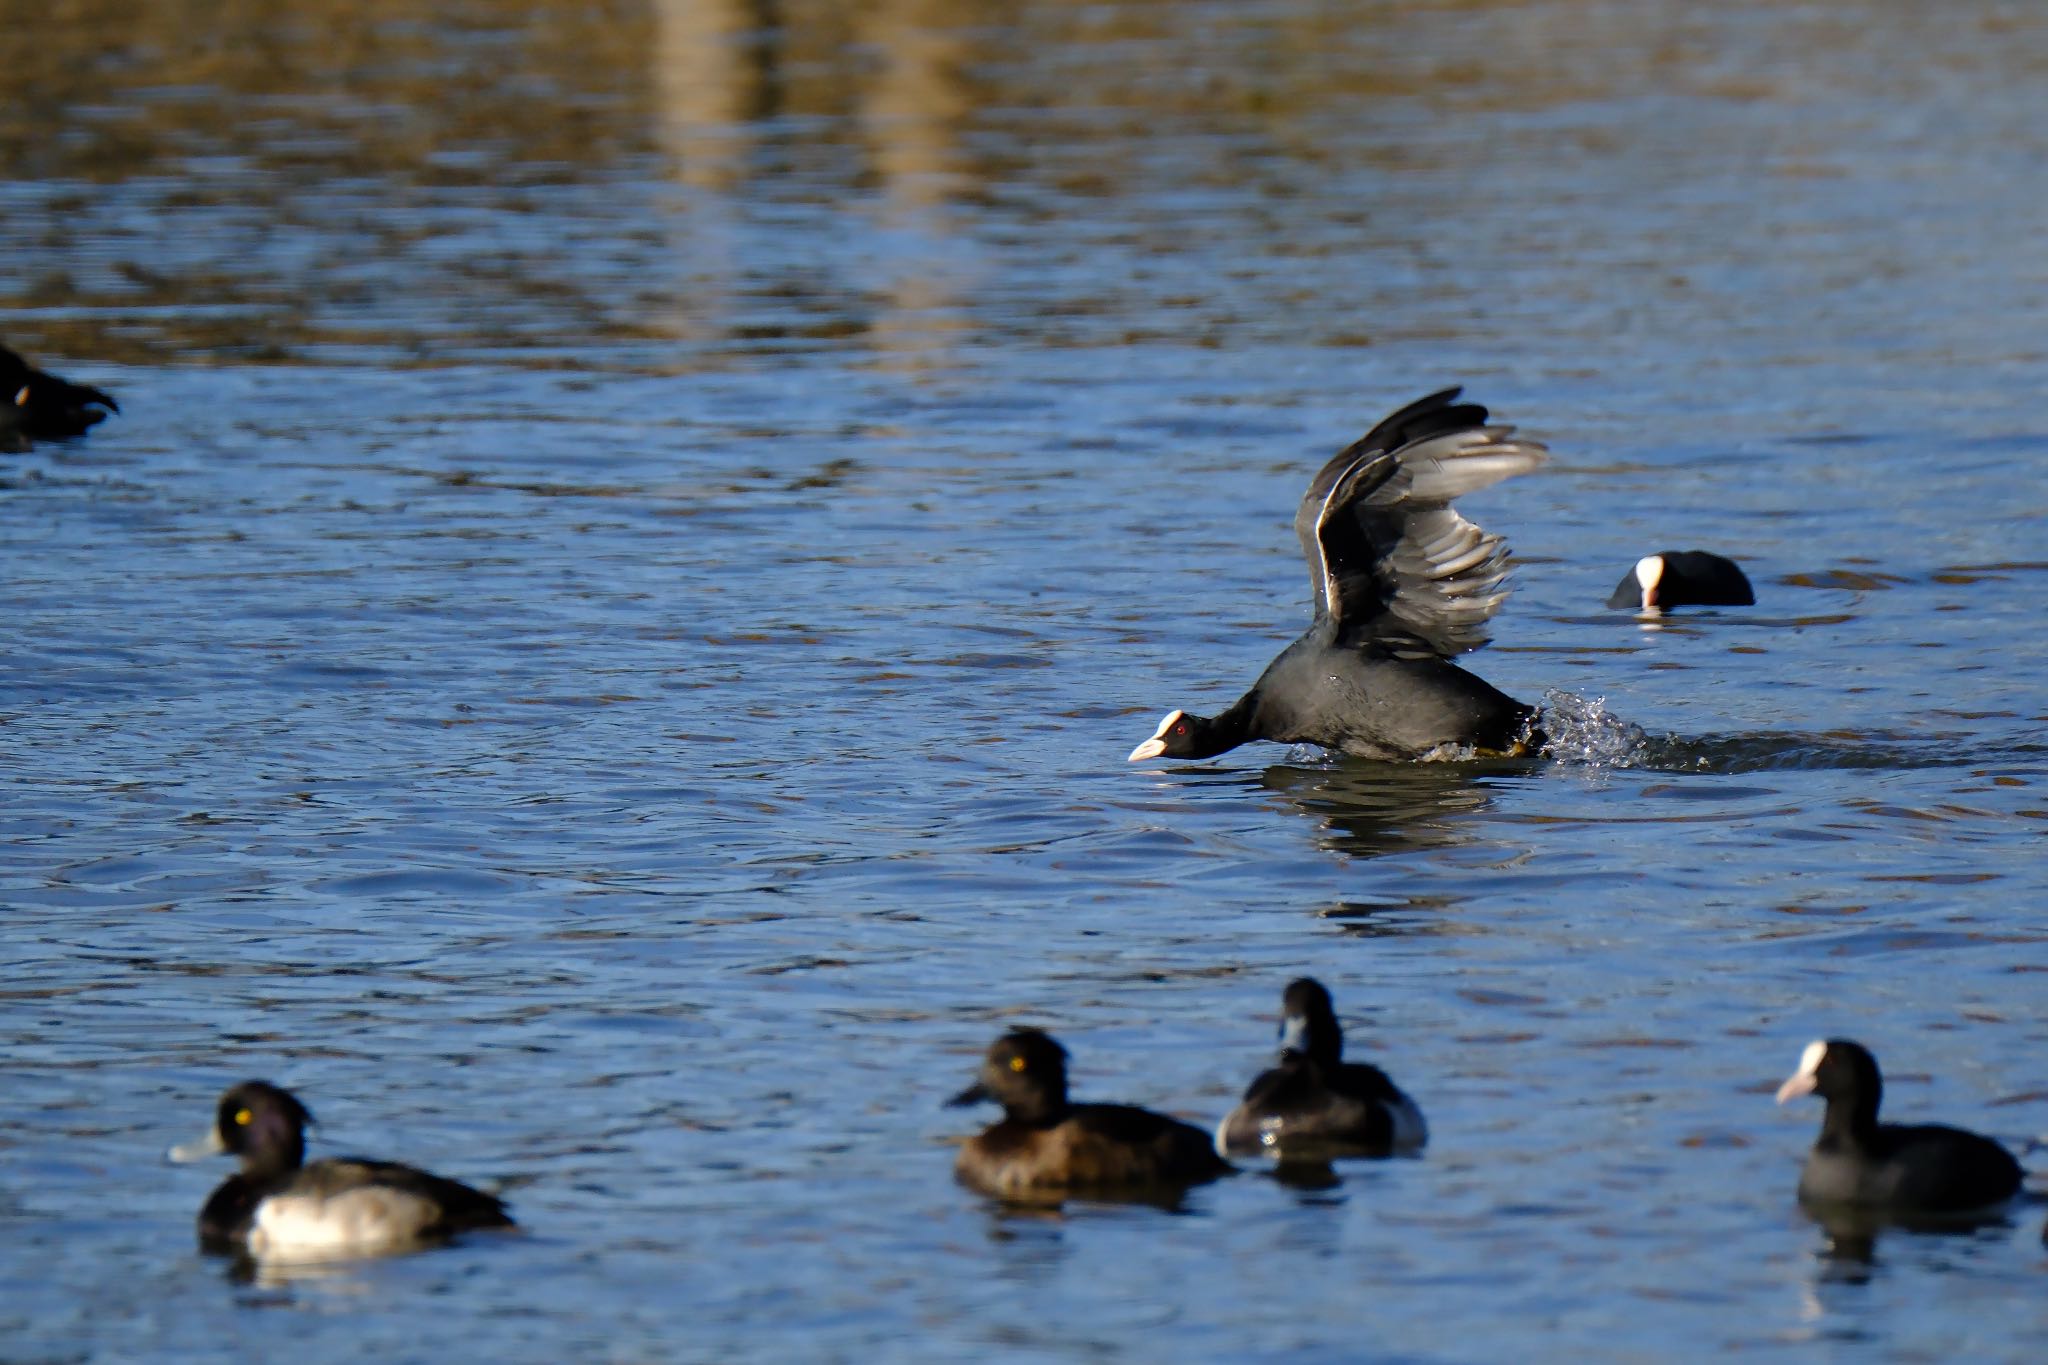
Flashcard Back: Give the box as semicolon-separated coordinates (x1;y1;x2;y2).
3;1;2047;1360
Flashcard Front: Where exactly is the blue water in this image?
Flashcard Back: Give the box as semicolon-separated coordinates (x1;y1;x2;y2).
4;1;2046;1359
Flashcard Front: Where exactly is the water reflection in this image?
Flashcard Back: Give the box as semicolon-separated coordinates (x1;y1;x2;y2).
1258;759;1528;860
224;1252;369;1290
6;0;2048;1358
647;0;778;346
981;1204;1069;1258
1803;1200;2018;1272
19;0;1911;369
968;1184;1212;1220
1264;1167;1349;1264
2;0;1010;366
1568;611;1860;638
650;0;781;193
1268;1159;1343;1195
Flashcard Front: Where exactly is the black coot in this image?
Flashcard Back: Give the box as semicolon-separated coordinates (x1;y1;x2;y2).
1774;1039;2023;1218
1131;388;1546;763
1;342;119;439
1606;550;1753;612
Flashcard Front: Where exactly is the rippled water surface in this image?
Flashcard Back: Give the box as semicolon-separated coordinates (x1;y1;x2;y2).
5;0;2048;1359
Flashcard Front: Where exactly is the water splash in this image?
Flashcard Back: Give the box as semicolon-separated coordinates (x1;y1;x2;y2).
1537;689;1659;769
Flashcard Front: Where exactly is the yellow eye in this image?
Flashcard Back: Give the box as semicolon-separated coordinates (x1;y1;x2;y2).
1008;1056;1026;1072
234;1108;252;1126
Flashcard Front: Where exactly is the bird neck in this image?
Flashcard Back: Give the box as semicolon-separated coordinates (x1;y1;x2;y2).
1300;1023;1343;1068
1281;1011;1343;1067
1004;1089;1071;1127
1816;1088;1881;1149
240;1132;305;1179
1185;696;1258;758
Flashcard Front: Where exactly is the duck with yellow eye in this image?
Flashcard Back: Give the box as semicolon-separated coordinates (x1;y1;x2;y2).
169;1080;515;1262
947;1029;1234;1202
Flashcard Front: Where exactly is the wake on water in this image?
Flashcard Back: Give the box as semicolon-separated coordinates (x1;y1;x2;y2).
1533;689;2007;774
1279;692;2012;774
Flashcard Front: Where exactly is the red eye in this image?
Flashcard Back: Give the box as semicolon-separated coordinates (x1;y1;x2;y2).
1172;722;1187;735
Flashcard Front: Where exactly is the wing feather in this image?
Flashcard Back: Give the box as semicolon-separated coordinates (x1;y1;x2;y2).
1308;407;1546;657
1293;387;1486;614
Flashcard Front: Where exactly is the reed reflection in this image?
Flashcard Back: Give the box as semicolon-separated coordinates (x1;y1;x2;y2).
646;0;985;367
849;0;981;368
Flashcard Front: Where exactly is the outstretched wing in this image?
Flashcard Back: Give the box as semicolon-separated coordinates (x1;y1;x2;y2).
1307;397;1546;658
1293;388;1491;614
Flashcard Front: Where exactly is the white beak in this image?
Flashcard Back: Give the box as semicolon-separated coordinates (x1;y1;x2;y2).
1634;555;1665;613
1127;711;1181;763
1773;1072;1816;1105
1774;1040;1827;1105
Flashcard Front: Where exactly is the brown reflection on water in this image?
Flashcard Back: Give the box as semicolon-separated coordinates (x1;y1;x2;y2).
651;0;780;194
0;0;1587;365
647;0;771;347
0;1;663;178
847;0;979;369
5;1;2043;366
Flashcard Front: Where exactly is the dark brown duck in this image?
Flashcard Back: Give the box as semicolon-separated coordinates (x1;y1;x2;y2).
949;1029;1233;1200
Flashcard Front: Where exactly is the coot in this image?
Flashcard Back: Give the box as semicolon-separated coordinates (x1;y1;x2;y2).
1;343;118;439
1130;388;1545;763
1774;1039;2022;1218
1607;550;1754;612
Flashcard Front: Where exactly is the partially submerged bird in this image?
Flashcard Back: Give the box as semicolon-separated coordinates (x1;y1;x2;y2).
1774;1039;2022;1219
1607;550;1754;613
949;1029;1233;1201
0;342;118;440
1130;388;1545;764
170;1080;515;1261
1216;978;1426;1159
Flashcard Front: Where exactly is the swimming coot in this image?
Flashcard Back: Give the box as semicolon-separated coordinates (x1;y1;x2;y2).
1216;978;1426;1158
170;1080;515;1261
1130;388;1545;763
949;1029;1233;1200
1606;550;1754;612
1774;1039;2022;1218
0;400;25;454
1;343;118;439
